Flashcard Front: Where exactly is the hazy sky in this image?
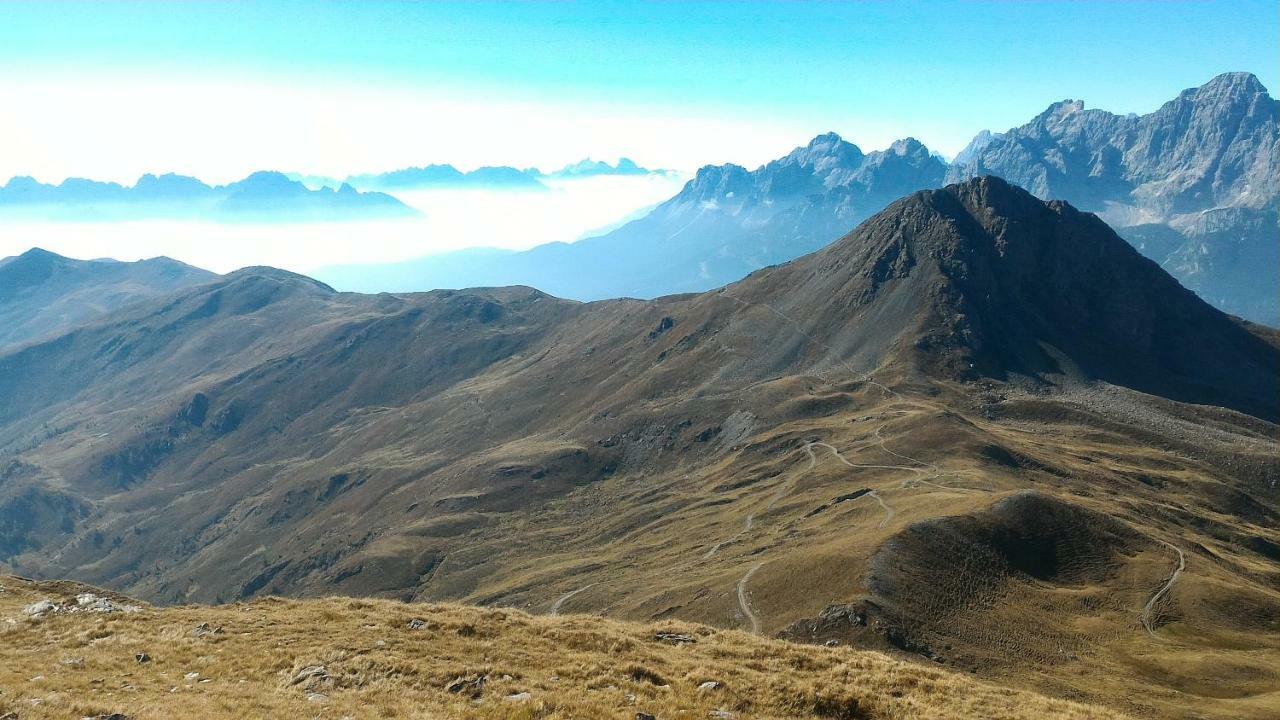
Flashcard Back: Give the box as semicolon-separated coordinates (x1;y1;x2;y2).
1;1;1276;184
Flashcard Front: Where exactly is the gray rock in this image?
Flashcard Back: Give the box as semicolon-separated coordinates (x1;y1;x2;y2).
23;600;57;616
192;622;223;637
75;593;142;614
290;665;330;690
445;674;487;697
653;632;696;645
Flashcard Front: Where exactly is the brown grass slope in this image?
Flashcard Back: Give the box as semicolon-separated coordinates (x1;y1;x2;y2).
0;575;1130;720
0;178;1276;719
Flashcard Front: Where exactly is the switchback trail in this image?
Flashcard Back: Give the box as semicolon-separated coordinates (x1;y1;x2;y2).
1141;541;1185;638
704;514;754;559
717;428;978;631
736;562;764;634
550;583;597;615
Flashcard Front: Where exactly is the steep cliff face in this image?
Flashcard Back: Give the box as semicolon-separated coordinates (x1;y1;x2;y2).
949;72;1278;220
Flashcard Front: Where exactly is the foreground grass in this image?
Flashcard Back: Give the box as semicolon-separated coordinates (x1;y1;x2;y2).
0;576;1128;720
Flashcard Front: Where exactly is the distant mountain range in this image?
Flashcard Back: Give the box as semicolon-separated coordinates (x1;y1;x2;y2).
320;72;1278;325
539;157;659;178
291;158;669;192
318;135;949;298
0;171;417;222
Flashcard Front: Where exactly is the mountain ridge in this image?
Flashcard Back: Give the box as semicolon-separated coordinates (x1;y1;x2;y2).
318;72;1278;325
0;247;217;350
0;171;418;222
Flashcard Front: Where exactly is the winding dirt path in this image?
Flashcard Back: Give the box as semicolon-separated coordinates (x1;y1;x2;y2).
1141;541;1185;638
867;490;894;528
704;513;755;559
736;562;764;634
549;583;597;616
804;442;909;527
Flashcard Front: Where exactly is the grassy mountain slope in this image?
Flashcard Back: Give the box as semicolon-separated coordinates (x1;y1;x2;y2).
0;248;215;350
0;179;1276;718
0;575;1130;720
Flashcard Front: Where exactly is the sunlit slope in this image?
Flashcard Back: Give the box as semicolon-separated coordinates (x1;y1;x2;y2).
0;575;1131;720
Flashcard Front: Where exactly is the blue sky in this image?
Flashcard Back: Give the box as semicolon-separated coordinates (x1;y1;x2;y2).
1;1;1276;182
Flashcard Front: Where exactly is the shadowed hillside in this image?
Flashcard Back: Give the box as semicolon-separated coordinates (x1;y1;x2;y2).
0;248;215;350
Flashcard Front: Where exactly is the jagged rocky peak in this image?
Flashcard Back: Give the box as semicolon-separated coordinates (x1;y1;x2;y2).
1189;70;1267;100
680;163;753;201
887;137;922;154
952;130;1002;168
1031;98;1087;128
789;131;865;164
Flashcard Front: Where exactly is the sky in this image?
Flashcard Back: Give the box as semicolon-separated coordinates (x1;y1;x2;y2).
1;1;1276;185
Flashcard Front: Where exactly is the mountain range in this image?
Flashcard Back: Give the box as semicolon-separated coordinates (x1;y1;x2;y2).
0;171;418;222
320;72;1279;325
318;135;949;298
292;158;669;192
1;177;1276;718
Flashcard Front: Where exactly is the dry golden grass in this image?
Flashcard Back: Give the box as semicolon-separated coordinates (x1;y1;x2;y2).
0;576;1128;720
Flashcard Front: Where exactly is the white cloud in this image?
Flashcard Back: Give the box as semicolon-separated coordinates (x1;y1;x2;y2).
0;174;689;273
0;73;813;184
